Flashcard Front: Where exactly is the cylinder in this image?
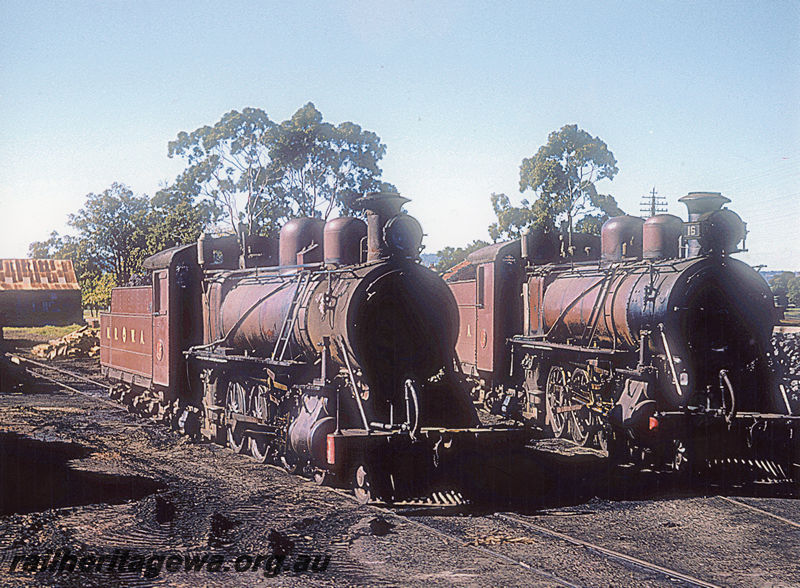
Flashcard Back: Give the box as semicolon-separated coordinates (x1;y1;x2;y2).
324;217;367;265
643;214;684;260
279;218;325;267
601;216;644;262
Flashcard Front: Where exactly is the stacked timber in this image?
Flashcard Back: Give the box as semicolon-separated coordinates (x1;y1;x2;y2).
31;326;100;360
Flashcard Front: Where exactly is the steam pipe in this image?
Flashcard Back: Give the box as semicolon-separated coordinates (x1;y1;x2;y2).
337;337;371;433
658;324;683;399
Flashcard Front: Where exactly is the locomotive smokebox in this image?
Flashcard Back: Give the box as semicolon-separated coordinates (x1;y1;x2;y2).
679;192;746;256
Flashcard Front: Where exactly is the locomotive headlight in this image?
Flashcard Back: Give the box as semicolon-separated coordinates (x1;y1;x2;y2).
679;372;689;386
383;214;424;256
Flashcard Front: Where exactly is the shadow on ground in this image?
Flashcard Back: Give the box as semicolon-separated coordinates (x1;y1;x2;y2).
403;441;798;516
0;432;163;516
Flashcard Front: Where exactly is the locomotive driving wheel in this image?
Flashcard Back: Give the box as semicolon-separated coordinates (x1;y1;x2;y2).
249;384;276;464
569;368;592;447
545;366;569;438
225;380;248;454
353;464;373;504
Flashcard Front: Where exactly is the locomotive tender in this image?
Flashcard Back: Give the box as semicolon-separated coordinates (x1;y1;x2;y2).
100;193;521;503
447;192;798;475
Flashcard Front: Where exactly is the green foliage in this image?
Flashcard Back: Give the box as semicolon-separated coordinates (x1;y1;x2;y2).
29;182;212;310
489;192;557;241
166;107;281;236
164;102;391;236
267;103;390;219
68;183;152;285
434;240;490;272
28;231;108;279
771;271;800;306
490;124;622;243
148;188;214;253
81;272;116;310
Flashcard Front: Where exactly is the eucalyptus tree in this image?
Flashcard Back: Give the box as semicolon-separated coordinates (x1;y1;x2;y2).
164;103;392;237
490;124;623;243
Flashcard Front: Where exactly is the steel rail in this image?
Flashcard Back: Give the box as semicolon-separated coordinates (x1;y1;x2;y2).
326;486;581;588
6;353;123;412
494;512;723;588
718;496;800;529
7;353;110;390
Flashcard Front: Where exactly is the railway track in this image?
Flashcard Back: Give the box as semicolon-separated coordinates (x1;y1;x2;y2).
3;352;115;407
7;352;798;587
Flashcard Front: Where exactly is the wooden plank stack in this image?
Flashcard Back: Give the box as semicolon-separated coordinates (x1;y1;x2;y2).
31;326;100;360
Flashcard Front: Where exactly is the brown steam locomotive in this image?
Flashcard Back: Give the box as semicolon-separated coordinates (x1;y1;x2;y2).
100;193;521;503
447;192;798;477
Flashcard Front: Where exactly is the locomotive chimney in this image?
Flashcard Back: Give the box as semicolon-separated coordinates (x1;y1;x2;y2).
679;191;730;222
679;191;730;257
355;192;411;261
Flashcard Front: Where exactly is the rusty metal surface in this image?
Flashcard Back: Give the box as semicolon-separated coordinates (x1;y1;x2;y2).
217;274;299;352
279;218;325;267
356;193;410;261
643;214;683;260
601;215;644;261
0;259;80;291
447;241;523;378
450;280;478;371
567;233;601;261
152;269;170;386
324;217;366;265
110;287;152;314
521;227;559;263
100;287;153;378
475;263;495;372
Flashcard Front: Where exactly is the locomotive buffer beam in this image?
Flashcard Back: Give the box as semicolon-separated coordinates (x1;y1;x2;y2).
325;426;531;503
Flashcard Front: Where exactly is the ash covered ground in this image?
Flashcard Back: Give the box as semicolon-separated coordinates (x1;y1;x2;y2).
0;333;798;587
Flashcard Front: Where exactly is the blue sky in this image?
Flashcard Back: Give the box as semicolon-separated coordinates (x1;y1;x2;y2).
1;1;798;269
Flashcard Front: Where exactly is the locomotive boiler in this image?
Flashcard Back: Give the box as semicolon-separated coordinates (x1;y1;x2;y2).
101;193;522;503
447;192;798;478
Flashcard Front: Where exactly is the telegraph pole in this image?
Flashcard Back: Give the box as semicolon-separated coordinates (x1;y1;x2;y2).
640;187;668;218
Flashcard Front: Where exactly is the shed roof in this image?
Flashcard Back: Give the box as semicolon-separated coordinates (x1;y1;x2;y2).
0;259;80;291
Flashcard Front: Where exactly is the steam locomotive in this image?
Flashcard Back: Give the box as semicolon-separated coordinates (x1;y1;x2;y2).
446;192;798;477
100;193;522;503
